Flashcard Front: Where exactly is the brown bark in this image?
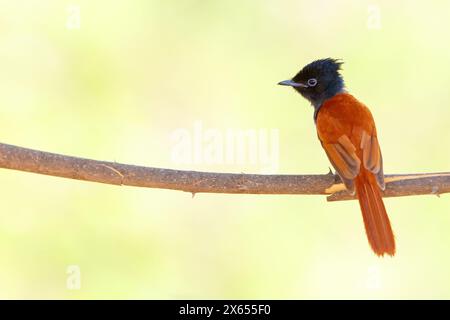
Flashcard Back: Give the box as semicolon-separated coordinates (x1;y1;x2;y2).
0;142;448;201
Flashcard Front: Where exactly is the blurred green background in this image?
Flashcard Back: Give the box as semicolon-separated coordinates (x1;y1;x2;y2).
0;0;449;299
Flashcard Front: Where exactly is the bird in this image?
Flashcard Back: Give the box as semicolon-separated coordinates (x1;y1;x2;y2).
278;58;395;256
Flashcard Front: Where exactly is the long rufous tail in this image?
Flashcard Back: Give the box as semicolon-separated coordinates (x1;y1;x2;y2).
355;171;395;256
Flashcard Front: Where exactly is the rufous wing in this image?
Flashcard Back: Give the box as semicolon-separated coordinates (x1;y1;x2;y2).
321;135;361;194
360;130;385;190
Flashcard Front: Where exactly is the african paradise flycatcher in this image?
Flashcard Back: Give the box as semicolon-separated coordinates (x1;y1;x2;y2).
279;58;395;256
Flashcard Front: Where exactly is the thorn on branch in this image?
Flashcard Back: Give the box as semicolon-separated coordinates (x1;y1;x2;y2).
101;164;124;185
432;185;441;197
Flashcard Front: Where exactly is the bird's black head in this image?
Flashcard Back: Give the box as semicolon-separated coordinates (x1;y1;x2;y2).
278;58;345;109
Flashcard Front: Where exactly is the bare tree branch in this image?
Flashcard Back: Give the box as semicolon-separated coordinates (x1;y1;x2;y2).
0;142;448;201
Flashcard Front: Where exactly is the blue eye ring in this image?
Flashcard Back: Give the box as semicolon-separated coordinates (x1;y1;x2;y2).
307;78;317;87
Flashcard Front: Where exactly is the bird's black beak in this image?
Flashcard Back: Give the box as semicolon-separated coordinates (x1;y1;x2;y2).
278;79;308;88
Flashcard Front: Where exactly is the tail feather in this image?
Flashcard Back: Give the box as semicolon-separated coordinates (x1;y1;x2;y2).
356;172;395;256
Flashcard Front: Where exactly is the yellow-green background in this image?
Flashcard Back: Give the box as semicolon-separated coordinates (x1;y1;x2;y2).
0;0;449;299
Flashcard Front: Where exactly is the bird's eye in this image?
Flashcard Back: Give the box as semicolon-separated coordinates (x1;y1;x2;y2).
307;78;318;87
